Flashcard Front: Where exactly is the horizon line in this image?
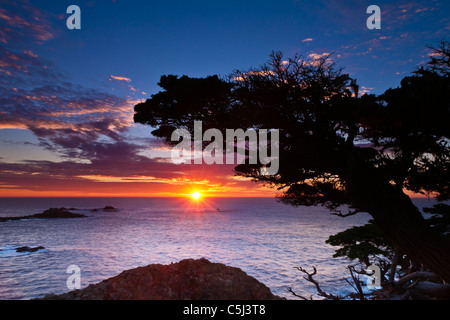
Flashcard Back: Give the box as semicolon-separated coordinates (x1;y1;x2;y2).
0;195;435;200
0;195;278;199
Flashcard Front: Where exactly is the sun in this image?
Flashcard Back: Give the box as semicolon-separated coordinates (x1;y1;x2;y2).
192;192;202;200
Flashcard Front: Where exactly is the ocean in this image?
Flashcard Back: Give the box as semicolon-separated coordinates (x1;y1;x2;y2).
0;197;437;300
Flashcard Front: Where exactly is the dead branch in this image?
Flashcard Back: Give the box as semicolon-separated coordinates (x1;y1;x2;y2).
346;266;366;300
287;287;313;300
292;266;343;300
290;264;449;301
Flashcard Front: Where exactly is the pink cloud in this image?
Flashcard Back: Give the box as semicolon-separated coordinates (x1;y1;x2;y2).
110;75;132;83
0;3;55;43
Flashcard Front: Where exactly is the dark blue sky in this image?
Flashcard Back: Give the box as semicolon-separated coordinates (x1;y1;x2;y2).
0;0;448;196
26;0;450;94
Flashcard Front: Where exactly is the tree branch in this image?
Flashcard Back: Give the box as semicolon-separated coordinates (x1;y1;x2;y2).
394;271;441;287
331;208;361;218
293;266;343;300
287;287;312;300
346;266;366;300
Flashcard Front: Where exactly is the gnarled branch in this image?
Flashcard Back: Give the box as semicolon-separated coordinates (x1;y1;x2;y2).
292;266;343;300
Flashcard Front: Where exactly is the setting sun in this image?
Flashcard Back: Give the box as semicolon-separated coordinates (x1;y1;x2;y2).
192;192;202;200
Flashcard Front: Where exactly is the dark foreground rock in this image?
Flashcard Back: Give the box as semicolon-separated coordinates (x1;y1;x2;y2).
40;258;284;300
0;208;87;222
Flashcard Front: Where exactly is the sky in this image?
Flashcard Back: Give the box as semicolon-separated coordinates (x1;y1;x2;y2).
0;0;449;197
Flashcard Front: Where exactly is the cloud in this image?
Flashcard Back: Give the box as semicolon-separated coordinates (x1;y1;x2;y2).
360;86;374;95
109;74;149;95
23;49;38;58
110;75;132;83
302;38;314;43
0;3;137;163
0;79;134;144
0;1;55;44
308;52;331;60
232;70;275;81
0;148;274;196
306;52;334;66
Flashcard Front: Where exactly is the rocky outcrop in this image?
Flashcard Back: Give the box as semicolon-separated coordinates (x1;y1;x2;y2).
0;208;87;222
31;208;87;219
91;206;118;212
15;246;45;253
40;258;283;300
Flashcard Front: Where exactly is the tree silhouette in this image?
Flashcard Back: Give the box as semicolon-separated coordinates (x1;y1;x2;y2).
134;43;450;282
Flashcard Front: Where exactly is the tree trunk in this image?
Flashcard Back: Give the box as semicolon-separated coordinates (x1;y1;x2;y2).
388;248;400;283
344;151;450;283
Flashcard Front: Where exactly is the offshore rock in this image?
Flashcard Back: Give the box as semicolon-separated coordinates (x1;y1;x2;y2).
15;246;45;253
90;206;118;212
40;258;284;300
0;208;87;222
32;208;87;219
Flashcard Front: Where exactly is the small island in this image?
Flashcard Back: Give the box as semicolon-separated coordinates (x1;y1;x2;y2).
0;208;87;222
90;206;119;213
15;246;46;253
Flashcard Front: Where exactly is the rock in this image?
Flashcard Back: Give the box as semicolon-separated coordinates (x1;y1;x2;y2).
31;208;87;219
0;208;87;222
90;206;119;212
39;258;284;300
1;218;10;222
0;216;22;222
103;206;118;212
90;206;118;213
16;246;45;253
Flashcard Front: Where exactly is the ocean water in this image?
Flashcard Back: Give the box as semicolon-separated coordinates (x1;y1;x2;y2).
0;197;437;300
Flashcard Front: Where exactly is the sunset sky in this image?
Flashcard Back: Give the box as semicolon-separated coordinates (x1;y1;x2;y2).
0;0;449;197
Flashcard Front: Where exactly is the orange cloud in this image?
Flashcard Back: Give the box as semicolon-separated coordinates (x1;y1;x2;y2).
110;75;132;83
360;86;374;95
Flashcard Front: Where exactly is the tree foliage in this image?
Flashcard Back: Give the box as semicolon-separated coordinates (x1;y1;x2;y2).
325;221;390;265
